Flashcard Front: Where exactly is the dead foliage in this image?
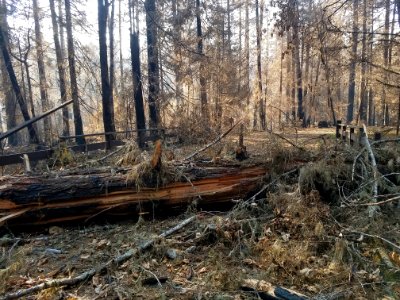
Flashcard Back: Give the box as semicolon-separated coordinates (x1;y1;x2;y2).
0;129;400;299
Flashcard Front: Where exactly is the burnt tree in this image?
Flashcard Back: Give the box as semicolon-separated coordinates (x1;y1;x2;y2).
196;0;209;125
49;0;70;137
145;0;160;134
65;0;85;145
129;0;146;149
98;0;116;148
0;26;39;144
33;0;51;143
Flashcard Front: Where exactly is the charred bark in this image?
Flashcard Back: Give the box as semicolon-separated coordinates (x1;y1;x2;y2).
65;0;85;145
145;0;160;135
98;0;116;149
49;0;70;137
0;26;39;144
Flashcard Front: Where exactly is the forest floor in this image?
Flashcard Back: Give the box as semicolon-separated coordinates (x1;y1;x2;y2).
0;127;400;300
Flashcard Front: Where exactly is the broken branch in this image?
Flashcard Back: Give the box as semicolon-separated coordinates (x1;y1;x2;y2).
183;120;242;161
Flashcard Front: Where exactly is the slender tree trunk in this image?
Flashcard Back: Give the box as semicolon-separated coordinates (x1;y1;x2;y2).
130;32;146;148
17;34;35;120
245;0;250;106
286;32;292;121
109;0;115;128
49;0;70;137
303;41;310;126
98;0;116;148
279;39;283;127
172;0;183;103
0;59;17;146
292;0;303;124
0;27;39;144
367;6;374;126
381;0;390;125
118;0;125;124
255;0;266;130
347;0;358;123
145;0;160;134
320;44;336;125
310;57;320;123
33;0;51;144
65;0;85;145
238;0;242;94
195;0;208;125
129;0;146;148
291;39;296;120
358;0;368;124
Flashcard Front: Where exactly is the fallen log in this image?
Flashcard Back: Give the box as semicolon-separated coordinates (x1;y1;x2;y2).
0;164;266;227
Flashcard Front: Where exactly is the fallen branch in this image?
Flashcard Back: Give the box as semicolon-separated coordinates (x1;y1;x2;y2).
97;146;124;162
353;195;400;207
361;125;379;217
333;218;400;253
0;215;196;300
243;167;299;203
241;278;309;300
266;129;305;151
183;120;242;161
352;137;400;181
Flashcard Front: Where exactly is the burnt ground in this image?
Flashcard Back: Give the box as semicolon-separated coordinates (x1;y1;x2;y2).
0;127;399;300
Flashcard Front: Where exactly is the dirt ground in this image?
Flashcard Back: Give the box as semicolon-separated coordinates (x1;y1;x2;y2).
0;127;400;299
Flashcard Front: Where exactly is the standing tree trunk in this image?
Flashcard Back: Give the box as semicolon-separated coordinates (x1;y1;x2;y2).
49;0;70;137
358;0;368;124
286;32;292;120
279;39;283;127
109;0;115;128
129;0;146;149
0;27;39;144
145;0;160;135
0;0;17;146
33;0;51;144
98;0;116;148
195;0;209;126
367;6;374;126
245;0;250;106
347;0;358;123
65;0;85;145
172;0;183;103
17;34;35;120
255;0;266;130
292;0;304;125
381;0;390;125
118;0;125;124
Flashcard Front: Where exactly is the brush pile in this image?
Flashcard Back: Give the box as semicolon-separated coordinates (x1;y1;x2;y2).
0;128;399;299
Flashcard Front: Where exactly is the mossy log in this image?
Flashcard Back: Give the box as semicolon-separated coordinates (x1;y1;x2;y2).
0;165;266;228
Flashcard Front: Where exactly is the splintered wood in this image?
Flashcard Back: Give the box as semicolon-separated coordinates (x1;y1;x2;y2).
0;165;266;228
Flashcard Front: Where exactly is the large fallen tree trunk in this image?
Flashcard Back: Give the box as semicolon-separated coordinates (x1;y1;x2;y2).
0;164;266;227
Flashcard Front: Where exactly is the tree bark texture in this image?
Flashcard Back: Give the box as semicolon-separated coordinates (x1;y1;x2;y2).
195;0;209;125
145;0;160;133
65;0;85;145
33;0;51;144
130;31;146;149
347;0;358;123
358;0;368;124
98;0;116;148
49;0;70;137
0;165;266;228
0;26;39;144
255;0;266;130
